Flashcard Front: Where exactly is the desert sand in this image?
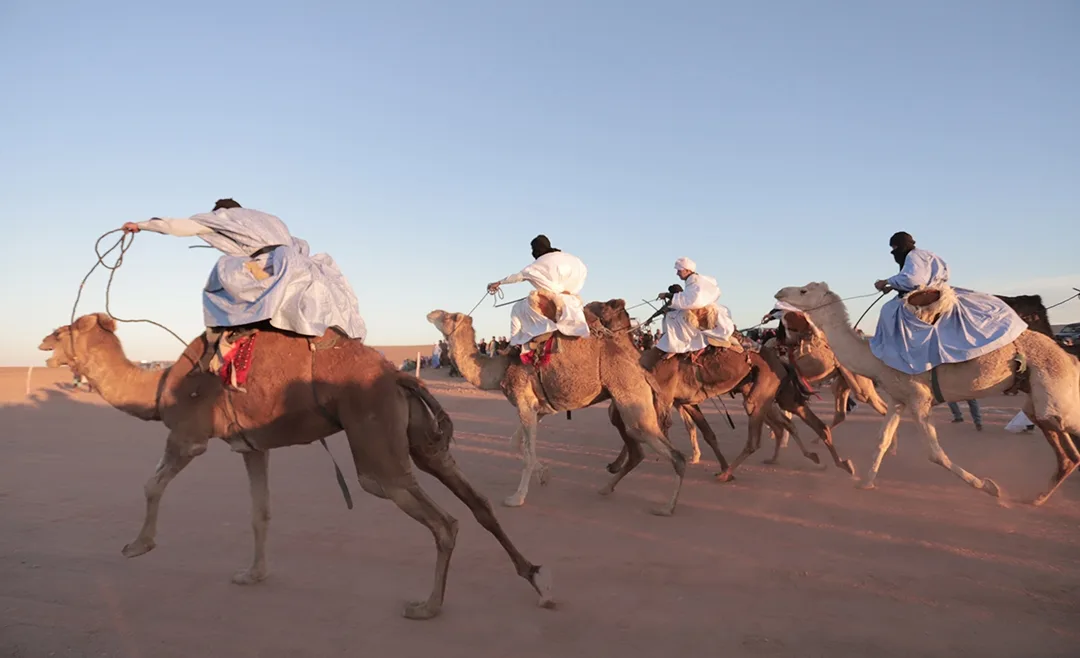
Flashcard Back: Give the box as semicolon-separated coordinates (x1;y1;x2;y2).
2;364;1078;657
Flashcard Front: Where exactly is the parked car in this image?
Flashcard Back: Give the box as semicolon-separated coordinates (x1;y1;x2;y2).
1056;322;1080;347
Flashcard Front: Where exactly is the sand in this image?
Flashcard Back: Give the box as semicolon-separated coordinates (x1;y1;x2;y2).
2;365;1078;657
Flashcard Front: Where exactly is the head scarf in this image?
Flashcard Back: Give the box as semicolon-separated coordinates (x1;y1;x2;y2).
889;231;916;268
531;234;560;259
674;257;696;272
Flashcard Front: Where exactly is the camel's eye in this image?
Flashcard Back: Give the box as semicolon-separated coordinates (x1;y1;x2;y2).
800;289;807;295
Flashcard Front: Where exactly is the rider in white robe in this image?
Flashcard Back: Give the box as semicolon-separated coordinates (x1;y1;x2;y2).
122;199;366;341
869;231;1026;375
487;235;589;351
657;257;735;354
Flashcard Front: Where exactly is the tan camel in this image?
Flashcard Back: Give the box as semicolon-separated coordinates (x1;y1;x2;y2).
775;282;1080;504
773;310;889;427
39;313;553;619
426;300;688;516
592;304;856;480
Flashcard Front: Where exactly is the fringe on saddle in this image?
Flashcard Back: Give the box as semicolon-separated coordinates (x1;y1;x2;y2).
903;285;958;325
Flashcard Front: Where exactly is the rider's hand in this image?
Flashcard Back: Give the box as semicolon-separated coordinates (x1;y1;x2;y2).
122;222;141;233
487;282;501;294
874;279;891;292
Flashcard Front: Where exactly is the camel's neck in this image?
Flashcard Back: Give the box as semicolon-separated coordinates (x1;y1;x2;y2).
807;299;880;378
447;324;508;391
80;337;165;421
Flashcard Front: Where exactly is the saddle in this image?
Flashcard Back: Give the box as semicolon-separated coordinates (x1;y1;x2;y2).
198;323;349;391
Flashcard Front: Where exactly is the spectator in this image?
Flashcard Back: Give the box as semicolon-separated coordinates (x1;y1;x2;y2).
948;400;983;431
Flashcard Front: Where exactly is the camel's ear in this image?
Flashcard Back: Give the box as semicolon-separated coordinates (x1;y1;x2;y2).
610;299;626;310
95;313;117;333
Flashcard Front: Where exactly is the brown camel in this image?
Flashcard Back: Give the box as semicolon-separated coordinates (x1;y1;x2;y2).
39;313;553;619
426;299;688;516
593;304;856;480
772;309;889;427
776;282;1080;504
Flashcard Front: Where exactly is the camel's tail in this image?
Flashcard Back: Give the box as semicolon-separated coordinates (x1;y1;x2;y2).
397;374;455;450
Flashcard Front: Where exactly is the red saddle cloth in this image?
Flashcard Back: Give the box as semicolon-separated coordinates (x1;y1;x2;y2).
520;336;556;368
219;334;258;388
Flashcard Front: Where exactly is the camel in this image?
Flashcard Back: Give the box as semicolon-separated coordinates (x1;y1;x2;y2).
775;282;1080;504
426;300;688;515
772;310;889;427
592;304;856;480
39;313;553;619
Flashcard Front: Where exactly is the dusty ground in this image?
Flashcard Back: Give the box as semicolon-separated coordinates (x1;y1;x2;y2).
2;365;1079;657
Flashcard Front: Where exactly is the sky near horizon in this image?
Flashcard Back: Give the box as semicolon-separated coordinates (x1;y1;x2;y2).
1;1;1077;366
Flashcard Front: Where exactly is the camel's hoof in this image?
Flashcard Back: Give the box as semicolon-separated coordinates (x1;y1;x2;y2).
1031;493;1050;507
502;494;526;508
402;600;441;621
840;459;856;476
763;458;779;465
530;566;556;609
807;452;821;465
650;506;675;517
231;568;268;585
121;539;156;558
714;472;736;483
690;454;702;465
597;486;615;497
855;480;877;491
982;478;1003;498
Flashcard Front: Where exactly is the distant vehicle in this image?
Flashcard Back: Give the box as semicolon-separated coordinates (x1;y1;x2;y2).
1056;322;1080;346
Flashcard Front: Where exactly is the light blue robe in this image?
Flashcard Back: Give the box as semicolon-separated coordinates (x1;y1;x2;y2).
141;208;366;340
869;249;1026;374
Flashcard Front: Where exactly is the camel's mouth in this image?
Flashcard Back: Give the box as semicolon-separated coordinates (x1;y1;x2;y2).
425;310;443;324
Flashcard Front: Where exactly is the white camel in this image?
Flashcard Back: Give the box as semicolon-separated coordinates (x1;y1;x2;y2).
775;282;1080;505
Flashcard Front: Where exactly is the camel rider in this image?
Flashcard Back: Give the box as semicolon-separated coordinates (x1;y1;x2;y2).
869;231;1026;375
122;198;367;371
656;257;737;359
487;235;589;355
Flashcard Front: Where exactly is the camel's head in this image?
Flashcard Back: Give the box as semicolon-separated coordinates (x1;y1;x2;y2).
38;313;118;369
774;282;836;311
426;310;472;338
584;299;630;331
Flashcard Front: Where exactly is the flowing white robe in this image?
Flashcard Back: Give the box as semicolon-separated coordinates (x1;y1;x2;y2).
658;273;735;353
869;249;1026;374
498;251;589;346
137;208;366;340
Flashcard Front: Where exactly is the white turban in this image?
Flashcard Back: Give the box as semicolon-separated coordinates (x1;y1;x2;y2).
674;257;696;272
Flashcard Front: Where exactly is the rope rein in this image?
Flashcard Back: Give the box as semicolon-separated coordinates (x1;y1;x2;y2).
72;230;190;347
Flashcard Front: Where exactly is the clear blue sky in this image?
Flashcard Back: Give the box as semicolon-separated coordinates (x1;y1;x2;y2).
1;1;1077;366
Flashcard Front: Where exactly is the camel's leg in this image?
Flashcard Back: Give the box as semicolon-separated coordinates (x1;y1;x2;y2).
789;405;855;475
1031;426;1080;506
232;450;271;585
682;404;729;470
912;404;1003;499
509;425;524;452
505;408;541;507
122;433;205;558
510;420;550;484
715;383;772;483
831;378;850;428
679;406;702;464
412;450;554;609
606;404;631;474
762;405;820;467
603;397;686;516
380;480;459;620
857;403;905;490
